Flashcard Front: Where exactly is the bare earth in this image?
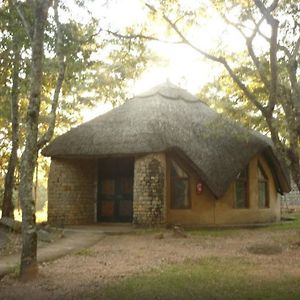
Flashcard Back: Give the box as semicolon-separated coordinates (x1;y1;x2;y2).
0;228;300;299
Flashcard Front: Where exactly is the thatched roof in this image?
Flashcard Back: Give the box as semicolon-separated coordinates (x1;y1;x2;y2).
42;83;290;197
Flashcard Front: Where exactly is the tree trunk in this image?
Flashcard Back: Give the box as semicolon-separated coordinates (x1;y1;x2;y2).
18;0;50;281
1;37;20;219
288;149;300;192
37;0;66;150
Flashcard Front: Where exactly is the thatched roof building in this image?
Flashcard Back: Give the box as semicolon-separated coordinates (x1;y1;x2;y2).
43;83;289;198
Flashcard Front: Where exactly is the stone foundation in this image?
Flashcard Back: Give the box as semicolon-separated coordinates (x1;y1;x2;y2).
48;158;97;225
133;153;166;225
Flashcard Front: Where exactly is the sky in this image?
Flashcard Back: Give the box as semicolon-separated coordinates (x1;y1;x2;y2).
77;0;246;121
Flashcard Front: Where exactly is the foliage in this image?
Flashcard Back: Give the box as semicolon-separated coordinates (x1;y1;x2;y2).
199;65;278;135
146;0;300;190
0;0;152;208
0;0;152;279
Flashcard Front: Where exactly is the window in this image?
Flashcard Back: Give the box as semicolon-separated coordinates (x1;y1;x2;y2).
170;159;190;209
258;164;269;208
235;166;248;208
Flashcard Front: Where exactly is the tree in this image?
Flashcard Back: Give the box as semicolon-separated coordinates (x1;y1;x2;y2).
0;0;151;222
13;0;52;281
2;0;150;280
0;1;25;218
146;0;300;190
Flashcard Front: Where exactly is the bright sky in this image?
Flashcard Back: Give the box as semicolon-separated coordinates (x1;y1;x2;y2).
79;0;246;122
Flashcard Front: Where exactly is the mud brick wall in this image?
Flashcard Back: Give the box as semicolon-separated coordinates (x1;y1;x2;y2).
48;158;97;225
133;153;166;226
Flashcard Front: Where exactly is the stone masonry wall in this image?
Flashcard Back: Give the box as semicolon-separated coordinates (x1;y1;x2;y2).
48;158;97;225
281;179;300;208
133;153;166;226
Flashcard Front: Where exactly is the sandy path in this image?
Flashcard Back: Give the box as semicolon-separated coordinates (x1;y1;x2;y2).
0;229;300;299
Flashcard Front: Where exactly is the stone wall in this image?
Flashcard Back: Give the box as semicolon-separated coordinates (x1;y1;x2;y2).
281;180;300;209
133;153;166;226
48;158;97;225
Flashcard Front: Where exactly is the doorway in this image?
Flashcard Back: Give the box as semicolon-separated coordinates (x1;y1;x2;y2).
97;157;134;222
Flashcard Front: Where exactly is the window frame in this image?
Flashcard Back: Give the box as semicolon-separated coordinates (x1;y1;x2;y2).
258;163;269;208
234;165;249;209
169;158;191;210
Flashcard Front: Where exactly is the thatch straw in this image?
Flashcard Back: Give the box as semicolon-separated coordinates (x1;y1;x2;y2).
42;83;290;197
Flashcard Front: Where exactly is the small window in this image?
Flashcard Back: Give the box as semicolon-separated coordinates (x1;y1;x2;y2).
234;166;248;208
258;164;269;208
170;159;190;209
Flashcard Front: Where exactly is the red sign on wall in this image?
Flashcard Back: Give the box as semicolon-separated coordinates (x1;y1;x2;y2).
196;182;203;194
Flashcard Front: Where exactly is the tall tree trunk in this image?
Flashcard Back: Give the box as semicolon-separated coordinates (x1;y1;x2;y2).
18;0;50;281
288;149;300;192
1;38;20;219
37;0;66;150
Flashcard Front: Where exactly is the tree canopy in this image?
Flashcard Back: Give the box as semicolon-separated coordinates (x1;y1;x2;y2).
0;0;151;280
145;0;300;190
0;0;151;209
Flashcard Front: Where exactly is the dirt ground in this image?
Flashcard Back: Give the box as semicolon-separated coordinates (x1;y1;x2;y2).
1;228;300;299
0;227;21;257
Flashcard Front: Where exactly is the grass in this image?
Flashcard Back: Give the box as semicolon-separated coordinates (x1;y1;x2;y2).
188;213;300;237
247;243;283;255
266;213;300;230
99;257;300;300
188;227;241;238
9;264;20;279
74;248;95;256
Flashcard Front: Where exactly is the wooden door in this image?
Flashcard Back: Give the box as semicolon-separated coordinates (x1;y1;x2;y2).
98;177;133;222
97;157;134;222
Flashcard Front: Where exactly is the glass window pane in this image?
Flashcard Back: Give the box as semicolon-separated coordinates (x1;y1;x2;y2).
235;181;247;208
172;179;189;208
258;166;267;180
170;159;189;209
258;164;268;208
237;169;247;180
258;182;267;208
235;165;248;208
171;160;188;179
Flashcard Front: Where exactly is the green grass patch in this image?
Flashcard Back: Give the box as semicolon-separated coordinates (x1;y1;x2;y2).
266;213;300;230
74;248;94;256
188;213;300;236
99;257;300;300
9;263;20;279
132;228;169;235
188;227;241;237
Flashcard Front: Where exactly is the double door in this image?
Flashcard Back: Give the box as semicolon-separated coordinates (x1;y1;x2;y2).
98;177;133;222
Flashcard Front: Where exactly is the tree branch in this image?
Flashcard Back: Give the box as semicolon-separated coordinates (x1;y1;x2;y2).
216;9;271;91
254;0;279;113
37;0;65;150
12;0;33;44
255;28;291;59
221;59;267;114
104;29;182;44
291;35;300;61
245;17;271;89
146;3;224;63
254;0;279;25
146;2;267;115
